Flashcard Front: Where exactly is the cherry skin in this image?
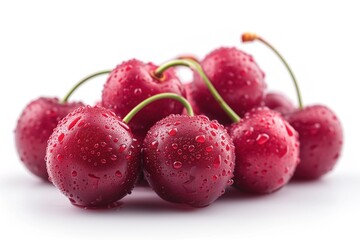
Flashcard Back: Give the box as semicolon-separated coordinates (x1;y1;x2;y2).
46;106;141;207
263;92;295;115
101;59;186;138
143;114;235;207
192;47;266;124
286;105;343;179
15;97;83;180
229;107;299;193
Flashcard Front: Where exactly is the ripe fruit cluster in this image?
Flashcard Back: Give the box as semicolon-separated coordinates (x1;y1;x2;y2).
14;33;343;209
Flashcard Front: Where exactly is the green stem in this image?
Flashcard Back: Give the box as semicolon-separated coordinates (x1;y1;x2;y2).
242;33;303;109
61;70;111;103
154;59;241;123
123;93;194;124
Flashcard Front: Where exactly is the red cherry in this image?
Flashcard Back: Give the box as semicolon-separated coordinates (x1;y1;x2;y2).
15;97;83;180
242;32;344;179
192;47;266;124
46;106;141;207
143;114;235;207
15;70;112;180
229;107;299;193
263;92;295;115
101;59;186;137
286;105;343;179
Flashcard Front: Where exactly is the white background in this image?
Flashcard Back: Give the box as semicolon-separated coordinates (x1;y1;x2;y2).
1;1;359;239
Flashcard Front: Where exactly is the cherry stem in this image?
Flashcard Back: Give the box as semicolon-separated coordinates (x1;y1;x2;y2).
154;59;241;123
242;33;304;109
61;70;112;104
123;93;194;124
177;54;200;63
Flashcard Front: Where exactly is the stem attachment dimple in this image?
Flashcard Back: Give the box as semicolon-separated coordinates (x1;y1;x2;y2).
154;59;241;123
61;70;111;104
241;32;304;109
123;93;194;124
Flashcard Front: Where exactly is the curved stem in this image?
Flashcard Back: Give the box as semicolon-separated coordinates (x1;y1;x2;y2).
177;54;200;63
241;33;303;109
123;93;194;124
61;70;111;104
154;59;241;123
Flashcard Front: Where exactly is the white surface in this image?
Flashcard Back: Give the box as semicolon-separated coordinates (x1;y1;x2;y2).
0;1;359;239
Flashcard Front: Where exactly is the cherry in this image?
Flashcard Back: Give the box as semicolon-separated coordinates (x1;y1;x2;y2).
15;98;82;180
242;32;343;179
263;92;295;115
191;47;266;124
101;59;186;138
46;106;141;208
154;59;298;194
14;71;109;180
129;93;235;207
287;105;342;179
144;114;235;207
229;107;299;193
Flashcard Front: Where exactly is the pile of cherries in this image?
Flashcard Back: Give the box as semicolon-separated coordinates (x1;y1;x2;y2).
14;33;343;208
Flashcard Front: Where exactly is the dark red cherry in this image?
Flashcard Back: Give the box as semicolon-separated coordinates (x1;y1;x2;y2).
46;106;141;207
229;107;299;193
191;47;266;124
143;114;235;207
242;33;343;180
101;59;185;138
286;105;343;179
15;97;83;180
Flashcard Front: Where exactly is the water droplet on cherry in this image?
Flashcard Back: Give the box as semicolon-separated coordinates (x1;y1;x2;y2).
206;145;214;152
168;128;178;136
58;133;65;142
173;161;183;169
68;116;82;130
285;123;294;136
213;155;221;168
278;178;284;184
118;144;126;153
115;170;122;178
151;140;158;147
134;88;142;95
188;145;195;152
256;133;270;145
195;135;205;143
